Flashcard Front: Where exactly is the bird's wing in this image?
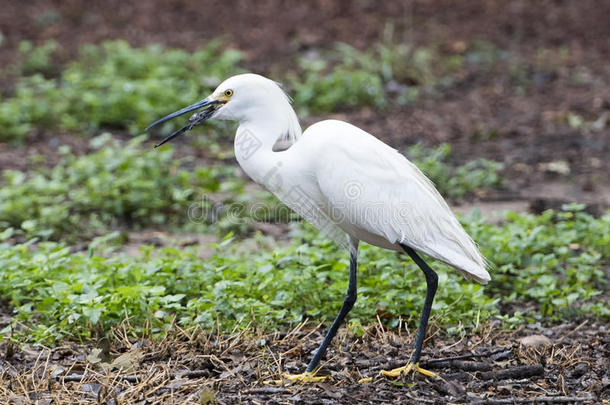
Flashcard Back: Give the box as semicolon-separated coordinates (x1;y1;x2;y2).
272;178;351;250
303;120;490;284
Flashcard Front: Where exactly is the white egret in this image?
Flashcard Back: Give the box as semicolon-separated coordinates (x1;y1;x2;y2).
147;73;490;382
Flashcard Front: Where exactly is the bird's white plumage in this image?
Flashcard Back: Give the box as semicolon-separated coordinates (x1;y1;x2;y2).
213;74;490;284
305;120;489;283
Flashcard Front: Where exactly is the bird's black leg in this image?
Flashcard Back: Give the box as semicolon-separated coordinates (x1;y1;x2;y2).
305;241;358;373
400;244;438;365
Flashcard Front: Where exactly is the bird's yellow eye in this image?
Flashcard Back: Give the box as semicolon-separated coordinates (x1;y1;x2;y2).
224;89;234;97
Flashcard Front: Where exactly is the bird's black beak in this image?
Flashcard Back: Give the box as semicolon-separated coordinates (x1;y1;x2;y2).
146;98;221;148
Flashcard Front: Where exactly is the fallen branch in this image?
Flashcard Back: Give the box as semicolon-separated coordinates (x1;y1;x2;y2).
181;369;211;379
479;365;544;380
366;348;513;372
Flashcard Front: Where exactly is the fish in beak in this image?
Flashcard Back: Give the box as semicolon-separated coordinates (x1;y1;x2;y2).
146;98;223;147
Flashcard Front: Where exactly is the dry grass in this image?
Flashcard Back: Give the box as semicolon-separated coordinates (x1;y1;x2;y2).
0;319;606;404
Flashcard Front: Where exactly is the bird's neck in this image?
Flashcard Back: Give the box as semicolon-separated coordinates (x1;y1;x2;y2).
233;107;301;186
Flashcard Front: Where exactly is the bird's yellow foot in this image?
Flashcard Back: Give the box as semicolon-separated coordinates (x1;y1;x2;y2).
281;371;329;383
381;362;438;379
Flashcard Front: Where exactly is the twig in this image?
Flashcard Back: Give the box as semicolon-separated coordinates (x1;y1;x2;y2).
405;392;436;403
425;360;492;371
424;348;512;364
490;349;512;361
245;387;287;395
556;320;588;344
471;394;594;404
60;373;141;383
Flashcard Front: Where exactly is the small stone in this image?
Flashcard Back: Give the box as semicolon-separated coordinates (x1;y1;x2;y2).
518;335;552;348
441;380;466;397
569;362;588;379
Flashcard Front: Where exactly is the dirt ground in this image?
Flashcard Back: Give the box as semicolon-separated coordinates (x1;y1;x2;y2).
1;1;609;403
0;320;608;404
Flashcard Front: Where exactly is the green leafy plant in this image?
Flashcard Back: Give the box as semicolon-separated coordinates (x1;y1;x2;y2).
0;134;244;240
468;205;609;319
1;38;526;143
407;143;503;200
290;57;386;114
0;206;607;344
0;139;502;241
289;36;461;114
0;40;243;142
17;40;60;77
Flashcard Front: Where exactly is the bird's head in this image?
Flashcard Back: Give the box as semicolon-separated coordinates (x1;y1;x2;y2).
147;73;294;147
